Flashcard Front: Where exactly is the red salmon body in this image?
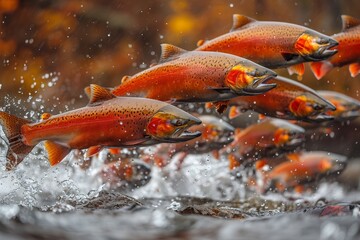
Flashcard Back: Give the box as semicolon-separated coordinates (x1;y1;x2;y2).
111;44;277;102
197;14;338;76
311;15;360;79
0;85;201;170
226;76;335;122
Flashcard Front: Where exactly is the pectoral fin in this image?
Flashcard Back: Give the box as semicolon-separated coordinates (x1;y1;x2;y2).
229;106;241;119
349;62;360;77
281;52;300;62
44;141;71;166
85;145;102;158
287;63;305;77
208;87;231;94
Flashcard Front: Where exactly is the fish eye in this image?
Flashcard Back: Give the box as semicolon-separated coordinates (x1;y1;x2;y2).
316;38;329;45
170;119;187;126
247;70;257;77
313;104;323;111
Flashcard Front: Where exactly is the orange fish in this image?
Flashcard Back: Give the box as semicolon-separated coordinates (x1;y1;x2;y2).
224;118;305;168
148;115;235;169
100;158;151;190
109;44;277;103
225;76;336;122
197;14;338;76
263;151;347;193
0;85;201;170
311;15;360;79
318;90;360;120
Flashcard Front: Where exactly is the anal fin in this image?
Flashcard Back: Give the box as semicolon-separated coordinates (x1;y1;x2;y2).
44;141;71;166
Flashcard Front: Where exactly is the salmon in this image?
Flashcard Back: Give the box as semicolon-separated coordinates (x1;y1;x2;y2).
263;151;347;192
197;14;338;76
148;115;235;169
224;118;305;169
109;44;277;104
225;76;336;122
311;15;360;79
318;90;360;120
0;85;201;170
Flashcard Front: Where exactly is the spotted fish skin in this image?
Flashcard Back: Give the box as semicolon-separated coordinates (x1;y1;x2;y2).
197;14;338;74
227;76;335;122
111;44;276;102
311;15;360;79
22;97;168;149
0;85;202;170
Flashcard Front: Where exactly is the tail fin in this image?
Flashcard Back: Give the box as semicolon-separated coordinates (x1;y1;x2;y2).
0;112;34;170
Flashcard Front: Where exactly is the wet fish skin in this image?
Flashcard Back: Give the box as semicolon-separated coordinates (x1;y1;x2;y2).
317;90;360;120
224;118;305;168
148;115;235;169
111;44;277;103
197;14;338;76
226;76;336;122
0;85;201;170
262;151;347;193
311;15;360;79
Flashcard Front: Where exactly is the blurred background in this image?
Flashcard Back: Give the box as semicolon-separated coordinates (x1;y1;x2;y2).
0;0;359;114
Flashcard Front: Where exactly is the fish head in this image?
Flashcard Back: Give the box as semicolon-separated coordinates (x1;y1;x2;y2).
272;120;305;149
225;62;277;95
294;31;338;61
199;116;235;145
319;91;360;119
146;105;202;143
289;94;336;122
321;153;347;176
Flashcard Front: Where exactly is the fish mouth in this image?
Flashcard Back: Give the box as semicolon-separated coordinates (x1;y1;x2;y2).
306;39;339;61
284;136;305;149
163;129;202;142
307;113;335;122
161;117;202;143
241;74;277;95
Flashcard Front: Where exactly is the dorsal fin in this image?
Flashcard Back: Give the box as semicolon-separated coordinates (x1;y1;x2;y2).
121;75;131;84
88;84;116;105
230;14;256;32
159;44;187;63
341;15;360;31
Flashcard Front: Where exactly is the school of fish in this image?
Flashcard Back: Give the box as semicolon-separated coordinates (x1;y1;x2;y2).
0;14;359;195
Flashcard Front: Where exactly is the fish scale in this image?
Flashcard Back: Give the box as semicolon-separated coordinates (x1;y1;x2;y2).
111;43;277;103
0;85;202;170
197;14;338;76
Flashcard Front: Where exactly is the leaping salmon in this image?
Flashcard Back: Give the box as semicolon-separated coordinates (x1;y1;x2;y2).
196;14;338;77
107;44;277;104
0;85;202;170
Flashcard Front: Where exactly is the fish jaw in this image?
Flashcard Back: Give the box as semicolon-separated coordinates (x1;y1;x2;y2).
295;31;338;61
146;105;202;143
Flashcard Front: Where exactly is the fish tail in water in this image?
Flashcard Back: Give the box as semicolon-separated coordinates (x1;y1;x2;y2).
0;112;33;170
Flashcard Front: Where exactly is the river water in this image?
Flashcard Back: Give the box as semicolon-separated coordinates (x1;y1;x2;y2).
0;135;359;240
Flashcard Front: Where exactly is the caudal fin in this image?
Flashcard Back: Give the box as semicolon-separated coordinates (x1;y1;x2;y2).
0;112;34;170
